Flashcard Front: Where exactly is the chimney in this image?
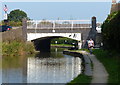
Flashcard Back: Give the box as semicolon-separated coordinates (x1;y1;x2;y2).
112;0;116;4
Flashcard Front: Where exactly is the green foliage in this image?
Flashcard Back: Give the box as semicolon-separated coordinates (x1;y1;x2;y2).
0;21;2;25
2;41;35;56
51;37;78;45
101;11;120;51
1;20;22;27
24;42;35;54
67;74;92;85
8;21;22;27
93;49;119;83
51;44;73;47
8;9;27;22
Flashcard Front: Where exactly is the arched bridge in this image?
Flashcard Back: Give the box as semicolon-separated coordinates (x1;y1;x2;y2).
22;17;102;52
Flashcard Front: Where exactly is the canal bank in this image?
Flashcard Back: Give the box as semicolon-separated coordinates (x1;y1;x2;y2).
63;49;109;84
2;47;83;83
51;44;73;47
63;50;92;84
2;40;35;56
92;49;119;84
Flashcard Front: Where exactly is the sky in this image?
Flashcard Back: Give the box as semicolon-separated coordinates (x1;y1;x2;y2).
1;0;120;2
0;0;120;22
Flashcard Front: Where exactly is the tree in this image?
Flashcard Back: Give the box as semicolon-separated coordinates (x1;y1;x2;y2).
8;9;28;22
101;11;120;51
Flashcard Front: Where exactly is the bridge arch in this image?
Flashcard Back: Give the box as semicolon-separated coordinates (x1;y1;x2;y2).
31;34;82;52
27;33;81;41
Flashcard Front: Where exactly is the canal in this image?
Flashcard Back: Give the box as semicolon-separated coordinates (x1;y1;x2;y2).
2;47;82;84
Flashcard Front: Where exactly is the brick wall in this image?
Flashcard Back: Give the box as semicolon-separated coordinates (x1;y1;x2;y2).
111;3;120;13
1;27;24;42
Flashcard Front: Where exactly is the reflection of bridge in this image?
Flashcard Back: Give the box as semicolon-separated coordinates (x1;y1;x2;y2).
22;16;102;52
27;53;81;83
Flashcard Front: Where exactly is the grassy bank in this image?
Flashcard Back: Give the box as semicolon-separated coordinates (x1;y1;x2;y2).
51;44;74;47
92;49;119;84
67;74;92;85
2;41;35;56
66;49;119;84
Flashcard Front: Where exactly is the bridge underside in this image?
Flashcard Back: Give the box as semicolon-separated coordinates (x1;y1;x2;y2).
32;36;76;52
32;38;51;52
28;32;83;52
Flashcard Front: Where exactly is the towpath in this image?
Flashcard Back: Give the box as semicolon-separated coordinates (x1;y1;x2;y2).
79;51;108;84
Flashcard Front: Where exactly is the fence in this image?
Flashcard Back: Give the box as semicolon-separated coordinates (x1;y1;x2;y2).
27;20;92;29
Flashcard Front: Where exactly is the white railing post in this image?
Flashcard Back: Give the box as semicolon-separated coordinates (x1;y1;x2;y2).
71;21;74;29
35;20;37;33
52;20;55;32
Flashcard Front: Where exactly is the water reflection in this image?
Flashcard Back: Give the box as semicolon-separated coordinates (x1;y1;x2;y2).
2;47;82;83
27;56;81;83
2;55;27;83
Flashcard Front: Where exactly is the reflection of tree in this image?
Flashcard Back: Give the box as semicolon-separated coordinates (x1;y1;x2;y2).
2;56;26;69
50;52;64;58
35;52;51;58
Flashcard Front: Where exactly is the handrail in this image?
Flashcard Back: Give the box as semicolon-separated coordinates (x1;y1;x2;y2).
27;20;92;29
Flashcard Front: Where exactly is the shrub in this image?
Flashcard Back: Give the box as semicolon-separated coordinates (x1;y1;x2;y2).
101;11;120;51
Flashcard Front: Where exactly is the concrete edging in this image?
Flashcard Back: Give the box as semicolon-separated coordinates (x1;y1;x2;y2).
63;50;109;83
63;50;93;76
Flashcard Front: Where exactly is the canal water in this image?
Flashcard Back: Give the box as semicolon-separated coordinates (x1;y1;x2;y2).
2;47;82;84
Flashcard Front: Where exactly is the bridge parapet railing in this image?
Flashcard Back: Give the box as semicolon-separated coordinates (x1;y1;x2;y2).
27;20;92;29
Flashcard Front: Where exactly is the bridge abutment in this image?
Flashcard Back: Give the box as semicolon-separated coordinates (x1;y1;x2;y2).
91;16;97;44
22;18;27;42
78;41;82;49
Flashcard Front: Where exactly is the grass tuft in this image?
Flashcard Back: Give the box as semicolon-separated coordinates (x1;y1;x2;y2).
67;74;92;85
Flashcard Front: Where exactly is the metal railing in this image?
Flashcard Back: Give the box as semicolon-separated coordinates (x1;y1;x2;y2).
27;20;92;29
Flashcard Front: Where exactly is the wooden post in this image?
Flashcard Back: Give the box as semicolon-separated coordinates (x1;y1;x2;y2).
22;18;27;42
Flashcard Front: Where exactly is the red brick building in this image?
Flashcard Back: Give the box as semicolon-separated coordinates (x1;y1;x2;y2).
111;0;120;13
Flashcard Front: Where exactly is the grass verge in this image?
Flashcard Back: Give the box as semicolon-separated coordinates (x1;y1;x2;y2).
67;74;92;85
92;49;119;84
51;44;73;47
2;41;35;56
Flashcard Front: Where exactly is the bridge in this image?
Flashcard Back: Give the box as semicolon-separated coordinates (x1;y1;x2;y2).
21;16;102;52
